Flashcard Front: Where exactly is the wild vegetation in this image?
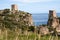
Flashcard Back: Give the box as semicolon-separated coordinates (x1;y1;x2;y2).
0;28;60;40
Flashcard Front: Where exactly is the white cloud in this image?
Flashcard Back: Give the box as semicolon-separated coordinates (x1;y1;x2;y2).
12;0;54;3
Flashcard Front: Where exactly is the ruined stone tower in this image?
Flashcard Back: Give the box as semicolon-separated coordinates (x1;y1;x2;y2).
47;10;59;28
49;10;57;18
11;4;18;13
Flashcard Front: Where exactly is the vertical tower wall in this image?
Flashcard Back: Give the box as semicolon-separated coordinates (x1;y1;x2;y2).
11;4;18;11
49;10;57;18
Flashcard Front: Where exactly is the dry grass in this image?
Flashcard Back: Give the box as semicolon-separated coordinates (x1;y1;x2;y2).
0;29;60;40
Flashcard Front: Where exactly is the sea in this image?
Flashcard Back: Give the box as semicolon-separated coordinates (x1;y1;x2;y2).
32;13;60;26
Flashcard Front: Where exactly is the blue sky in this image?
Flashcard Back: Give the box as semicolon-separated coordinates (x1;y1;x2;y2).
0;0;60;13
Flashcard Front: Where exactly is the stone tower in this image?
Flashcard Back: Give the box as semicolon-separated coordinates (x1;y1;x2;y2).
49;10;57;18
47;10;59;28
11;4;18;13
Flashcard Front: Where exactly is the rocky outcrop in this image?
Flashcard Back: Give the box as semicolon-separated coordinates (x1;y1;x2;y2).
38;25;49;35
56;25;60;32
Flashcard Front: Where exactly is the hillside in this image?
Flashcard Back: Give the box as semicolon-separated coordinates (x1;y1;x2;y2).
0;9;33;31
